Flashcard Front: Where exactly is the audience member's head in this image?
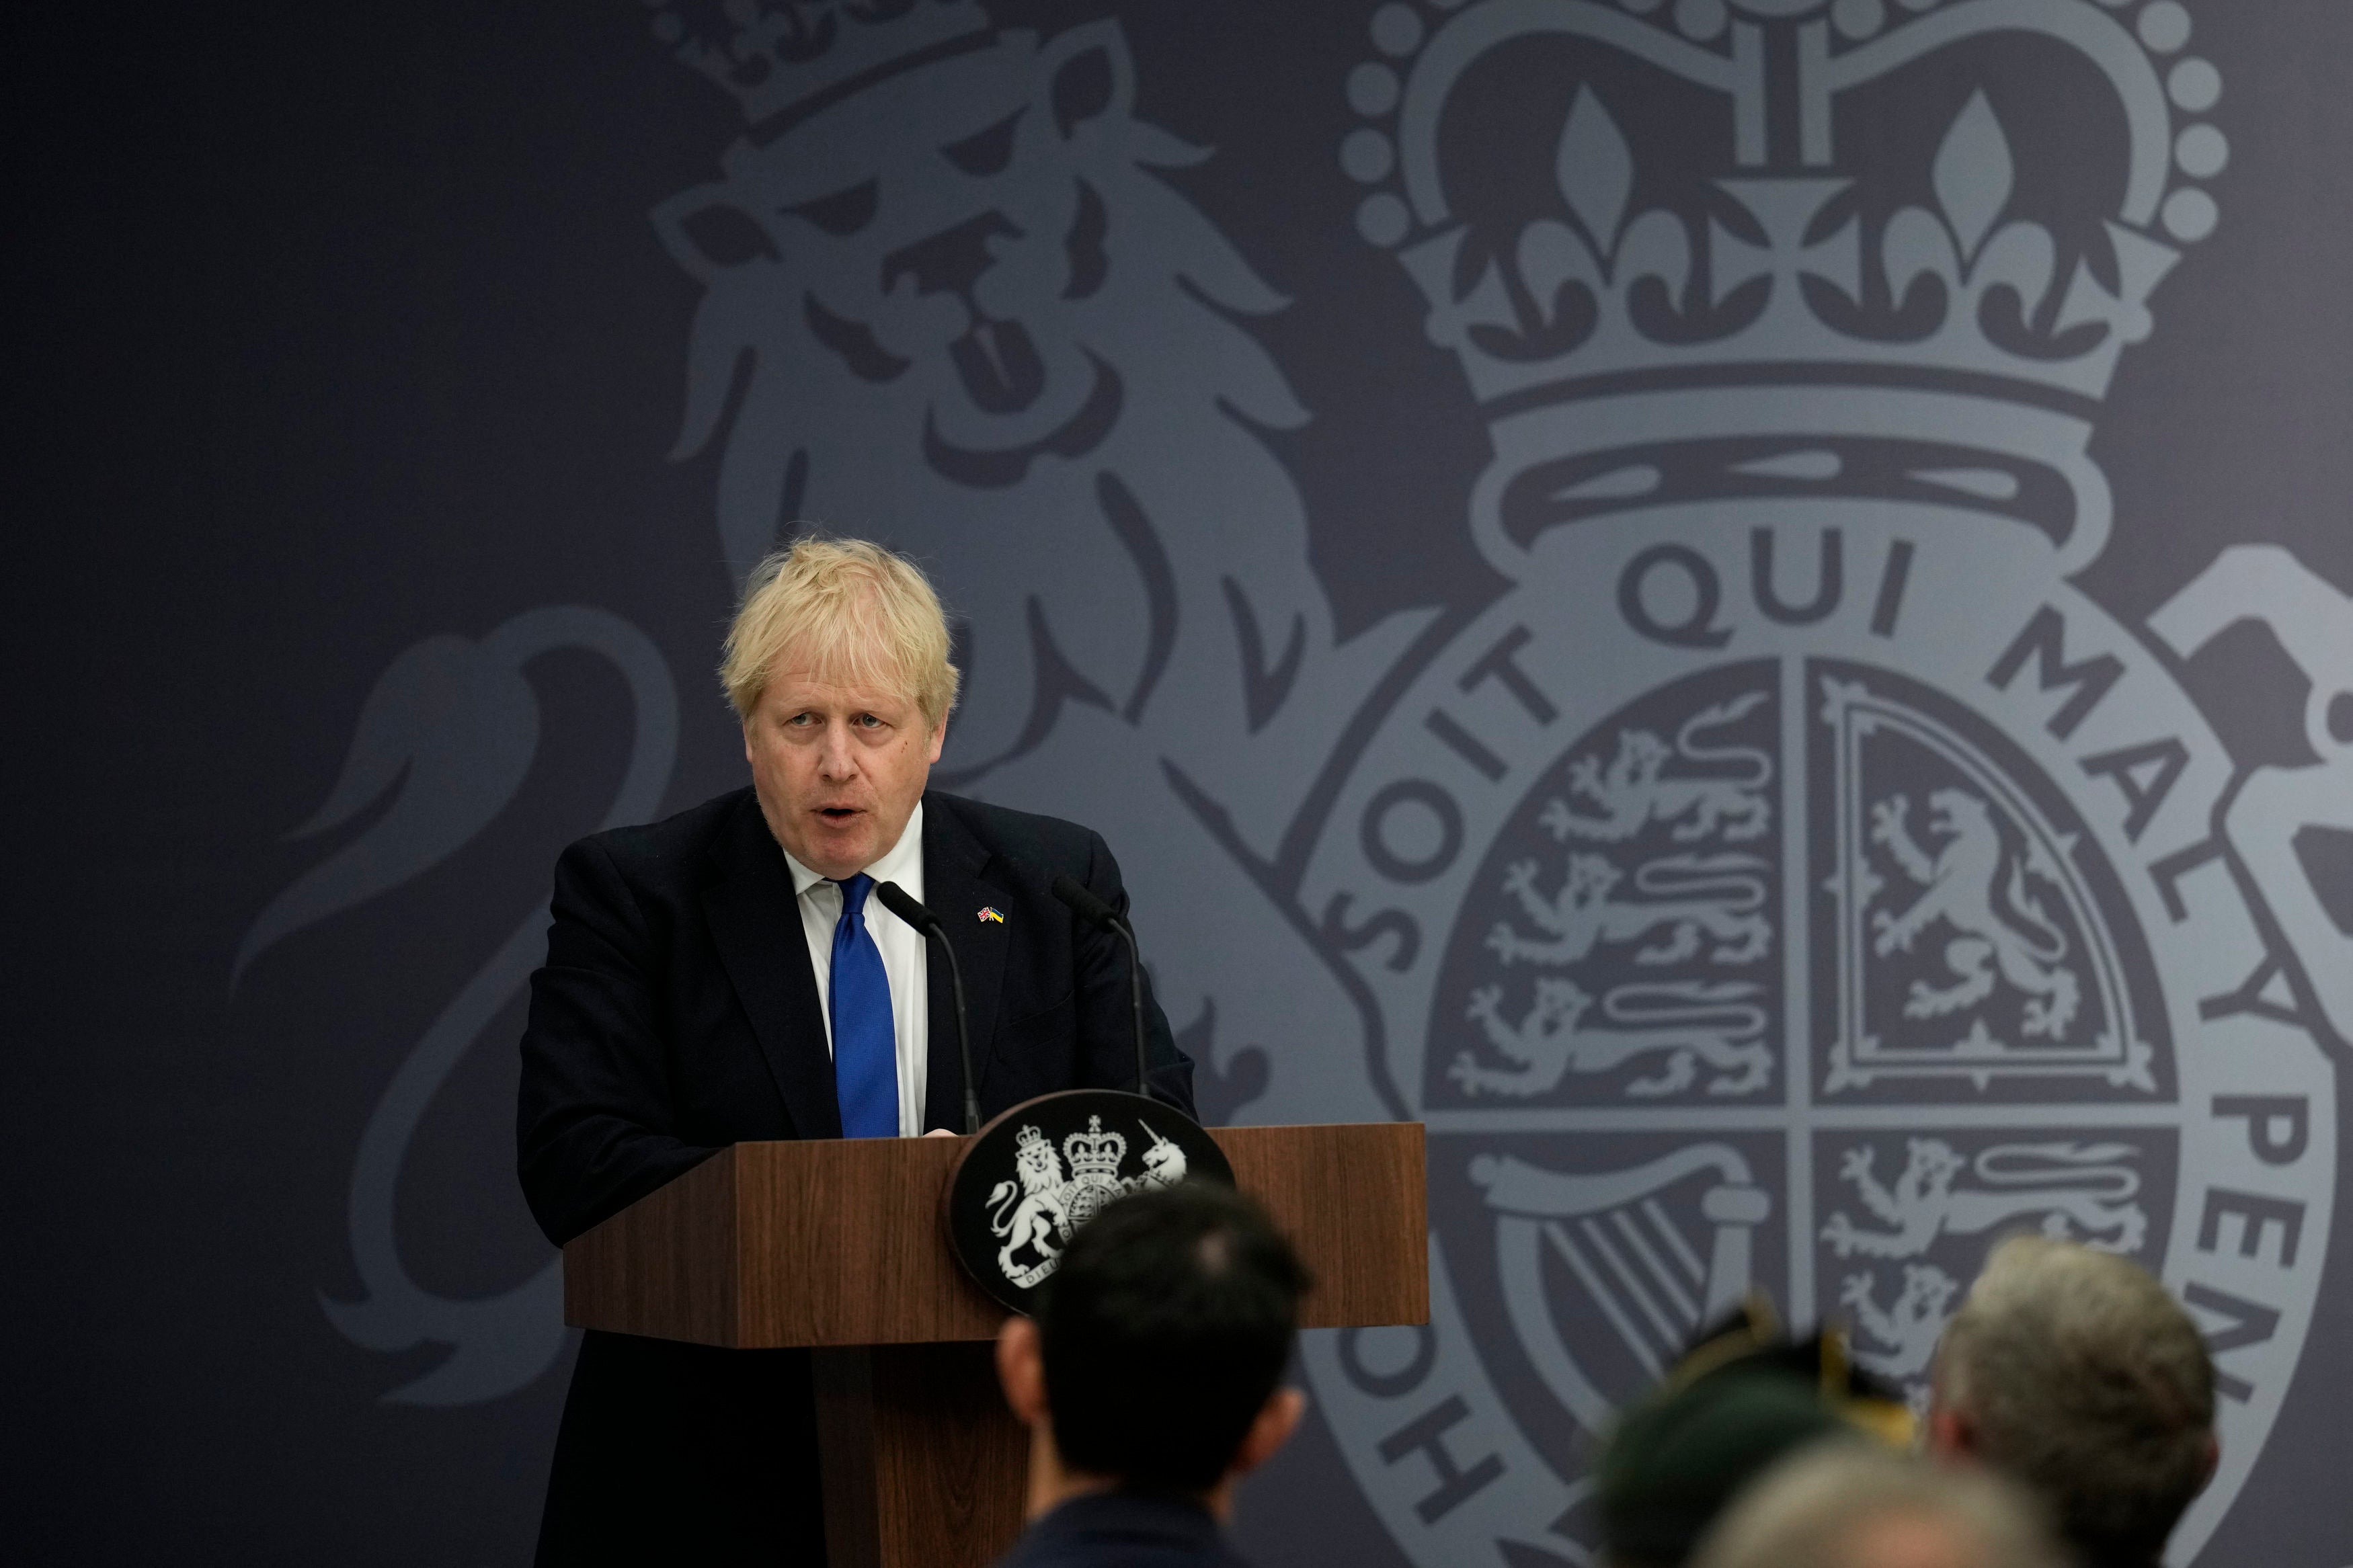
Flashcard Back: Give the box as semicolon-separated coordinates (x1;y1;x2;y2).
1601;1372;1849;1567
1599;1302;1913;1567
1928;1235;2217;1568
1691;1445;2065;1568
996;1182;1310;1518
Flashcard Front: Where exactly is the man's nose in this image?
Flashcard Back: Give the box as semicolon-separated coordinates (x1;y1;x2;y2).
816;723;860;779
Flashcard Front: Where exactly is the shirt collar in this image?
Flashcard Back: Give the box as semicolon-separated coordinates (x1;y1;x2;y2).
782;799;926;899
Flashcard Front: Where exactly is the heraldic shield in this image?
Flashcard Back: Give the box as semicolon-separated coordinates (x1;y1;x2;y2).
1421;656;2179;1467
1293;543;2291;1568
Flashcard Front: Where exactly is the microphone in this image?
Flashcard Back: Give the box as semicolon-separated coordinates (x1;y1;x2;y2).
1049;873;1152;1102
873;880;982;1135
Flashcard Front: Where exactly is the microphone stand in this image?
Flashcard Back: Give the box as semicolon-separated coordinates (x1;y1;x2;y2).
1049;874;1152;1102
873;880;981;1134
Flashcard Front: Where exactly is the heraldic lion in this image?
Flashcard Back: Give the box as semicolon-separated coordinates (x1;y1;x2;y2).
655;18;1365;787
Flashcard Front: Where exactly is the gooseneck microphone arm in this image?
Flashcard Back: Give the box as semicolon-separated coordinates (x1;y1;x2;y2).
1049;873;1152;1102
872;880;981;1135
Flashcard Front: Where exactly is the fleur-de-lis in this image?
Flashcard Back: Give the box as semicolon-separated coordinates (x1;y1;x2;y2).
1554;85;1634;260
1932;89;2014;266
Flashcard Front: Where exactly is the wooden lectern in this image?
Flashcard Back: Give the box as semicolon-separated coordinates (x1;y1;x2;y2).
563;1122;1427;1568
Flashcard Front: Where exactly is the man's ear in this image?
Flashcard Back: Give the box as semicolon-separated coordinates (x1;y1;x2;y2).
1925;1403;1977;1461
2196;1430;2221;1493
1228;1387;1306;1481
996;1316;1049;1429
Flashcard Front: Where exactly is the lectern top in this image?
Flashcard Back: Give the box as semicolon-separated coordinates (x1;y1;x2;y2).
564;1122;1427;1350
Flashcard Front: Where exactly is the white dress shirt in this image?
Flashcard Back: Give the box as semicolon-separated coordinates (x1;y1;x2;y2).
779;802;930;1138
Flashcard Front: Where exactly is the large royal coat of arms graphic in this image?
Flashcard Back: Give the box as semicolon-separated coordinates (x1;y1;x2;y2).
1289;4;2340;1563
245;1;2352;1563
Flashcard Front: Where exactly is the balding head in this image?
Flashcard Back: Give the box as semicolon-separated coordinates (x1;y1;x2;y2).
1691;1446;2063;1568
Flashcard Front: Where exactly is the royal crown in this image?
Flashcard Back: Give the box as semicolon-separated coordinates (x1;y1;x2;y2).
646;0;988;128
1342;0;2225;557
1064;1116;1128;1182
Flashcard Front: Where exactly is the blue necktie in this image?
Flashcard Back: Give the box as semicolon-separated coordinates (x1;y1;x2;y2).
828;873;900;1139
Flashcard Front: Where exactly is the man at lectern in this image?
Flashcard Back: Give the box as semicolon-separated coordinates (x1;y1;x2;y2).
992;1184;1308;1568
518;536;1196;1564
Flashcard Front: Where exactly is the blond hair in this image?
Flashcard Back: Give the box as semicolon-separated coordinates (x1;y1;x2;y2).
720;536;960;727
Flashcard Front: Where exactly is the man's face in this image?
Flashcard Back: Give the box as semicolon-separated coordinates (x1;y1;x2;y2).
743;654;943;881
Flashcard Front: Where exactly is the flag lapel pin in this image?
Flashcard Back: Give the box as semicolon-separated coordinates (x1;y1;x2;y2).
978;906;1005;924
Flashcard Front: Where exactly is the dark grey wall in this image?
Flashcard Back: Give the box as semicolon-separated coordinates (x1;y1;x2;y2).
9;1;2353;1562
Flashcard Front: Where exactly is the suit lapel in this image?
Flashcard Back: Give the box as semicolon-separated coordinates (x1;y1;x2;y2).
921;797;1010;1129
701;796;842;1141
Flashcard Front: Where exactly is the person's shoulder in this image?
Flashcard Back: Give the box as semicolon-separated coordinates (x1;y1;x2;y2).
561;787;758;889
989;1493;1243;1568
929;790;1105;872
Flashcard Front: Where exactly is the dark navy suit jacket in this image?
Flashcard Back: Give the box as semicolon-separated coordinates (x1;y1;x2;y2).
994;1493;1255;1568
519;787;1195;1565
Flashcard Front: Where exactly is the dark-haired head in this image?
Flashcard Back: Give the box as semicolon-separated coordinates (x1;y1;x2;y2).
1000;1182;1310;1501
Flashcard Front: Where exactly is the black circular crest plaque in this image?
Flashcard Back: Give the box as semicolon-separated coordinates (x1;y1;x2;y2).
943;1089;1234;1313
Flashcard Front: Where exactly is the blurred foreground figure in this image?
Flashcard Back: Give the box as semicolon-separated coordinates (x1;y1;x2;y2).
991;1184;1310;1568
1928;1237;2218;1568
1691;1446;2065;1568
1599;1301;1913;1567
